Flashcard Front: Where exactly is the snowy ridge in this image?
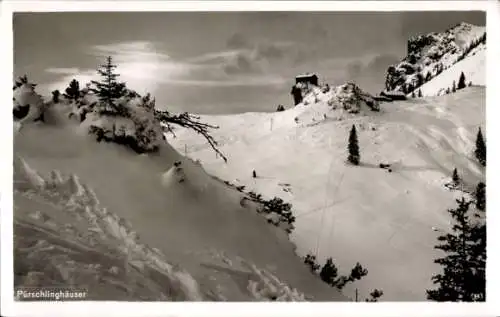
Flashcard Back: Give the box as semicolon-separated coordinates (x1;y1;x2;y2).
384;22;486;97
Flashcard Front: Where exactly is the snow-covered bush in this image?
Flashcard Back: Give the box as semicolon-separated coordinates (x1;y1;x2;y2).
13;77;48;123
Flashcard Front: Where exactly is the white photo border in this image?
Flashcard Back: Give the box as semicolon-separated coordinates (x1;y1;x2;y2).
1;1;498;316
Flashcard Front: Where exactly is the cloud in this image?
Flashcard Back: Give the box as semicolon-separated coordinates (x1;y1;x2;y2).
342;53;400;93
346;62;363;78
45;67;81;75
255;43;286;60
43;41;193;95
223;53;258;75
185;49;244;65
226;33;251;49
346;53;400;78
42;40;288;96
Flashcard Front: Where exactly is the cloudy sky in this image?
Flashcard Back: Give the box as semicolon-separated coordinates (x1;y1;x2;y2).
14;11;485;114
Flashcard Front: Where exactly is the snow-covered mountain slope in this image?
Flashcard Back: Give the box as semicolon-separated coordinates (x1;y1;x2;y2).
13;99;345;301
384;22;486;97
417;44;485;97
166;85;485;301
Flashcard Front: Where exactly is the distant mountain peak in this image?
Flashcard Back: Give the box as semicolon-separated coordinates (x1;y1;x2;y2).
383;22;486;97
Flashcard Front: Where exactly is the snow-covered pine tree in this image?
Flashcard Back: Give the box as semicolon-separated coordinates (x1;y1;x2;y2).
13;75;30;90
90;56;128;116
475;127;486;167
347;124;360;165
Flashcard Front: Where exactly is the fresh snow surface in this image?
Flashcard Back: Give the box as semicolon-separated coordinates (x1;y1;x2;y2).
13;102;344;301
166;85;485;301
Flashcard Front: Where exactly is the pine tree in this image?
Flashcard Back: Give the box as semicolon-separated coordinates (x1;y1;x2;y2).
452;80;456;93
348;124;360;165
427;198;485;301
411;90;416;98
436;63;444;75
90;56;127;115
366;289;384;302
474;182;486;211
425;72;432;82
418;89;422;98
51;90;60;103
469;205;486;301
474;127;486;167
457;72;466;90
320;258;339;287
63;79;81;102
304;253;321;273
407;82;413;94
452;167;460;184
417;73;424;87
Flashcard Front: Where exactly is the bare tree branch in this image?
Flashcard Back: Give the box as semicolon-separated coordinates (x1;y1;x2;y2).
154;109;228;163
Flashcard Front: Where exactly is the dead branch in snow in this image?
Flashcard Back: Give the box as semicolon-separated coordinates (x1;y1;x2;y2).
154;109;227;163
